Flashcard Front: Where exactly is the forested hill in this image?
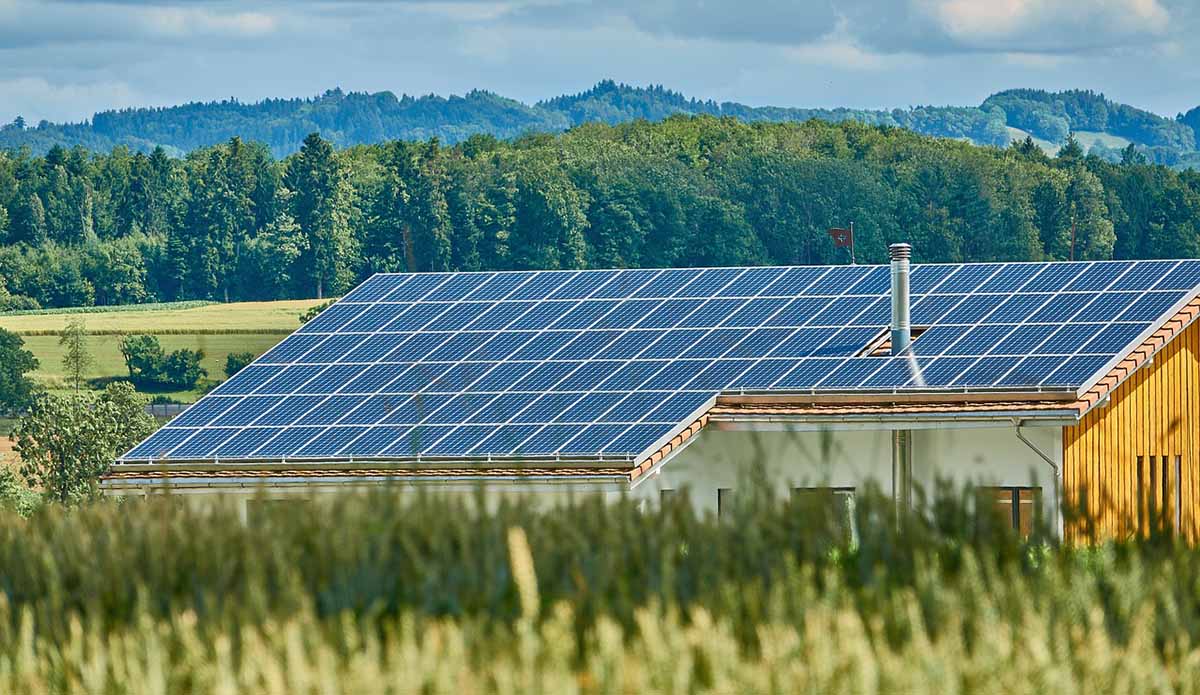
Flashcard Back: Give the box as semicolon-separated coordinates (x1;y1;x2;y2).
2;116;1199;313
2;81;1199;167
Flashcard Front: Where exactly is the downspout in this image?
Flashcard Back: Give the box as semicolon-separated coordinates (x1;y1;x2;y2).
1014;419;1063;539
890;243;913;517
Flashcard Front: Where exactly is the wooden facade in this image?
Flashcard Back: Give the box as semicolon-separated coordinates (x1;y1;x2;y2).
1063;317;1200;541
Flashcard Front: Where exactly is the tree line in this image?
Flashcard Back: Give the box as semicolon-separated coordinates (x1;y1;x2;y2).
4;81;1198;163
0;116;1199;310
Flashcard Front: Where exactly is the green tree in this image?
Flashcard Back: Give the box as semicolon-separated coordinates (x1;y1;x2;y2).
119;334;165;385
162;348;206;389
0;328;38;412
84;237;150;305
12;193;47;244
508;154;588;269
118;334;206;389
14;382;155;504
299;299;335;324
181;138;263;301
58;317;92;391
224;352;254;378
286;132;356;298
235;210;304;300
1056;134;1084;163
1065;168;1117;260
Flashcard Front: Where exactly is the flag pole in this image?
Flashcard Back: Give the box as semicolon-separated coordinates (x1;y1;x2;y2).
849;221;856;265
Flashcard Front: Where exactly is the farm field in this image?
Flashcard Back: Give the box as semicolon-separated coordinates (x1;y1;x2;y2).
0;299;326;402
0;488;1195;692
0;299;325;335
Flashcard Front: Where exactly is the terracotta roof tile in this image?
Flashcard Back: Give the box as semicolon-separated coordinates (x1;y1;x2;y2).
104;467;631;482
1075;294;1200;416
706;400;1074;416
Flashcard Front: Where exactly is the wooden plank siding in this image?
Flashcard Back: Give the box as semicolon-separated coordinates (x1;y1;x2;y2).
1063;318;1200;542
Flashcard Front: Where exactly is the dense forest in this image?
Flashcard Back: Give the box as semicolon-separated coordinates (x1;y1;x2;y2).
2;81;1198;166
0;115;1198;311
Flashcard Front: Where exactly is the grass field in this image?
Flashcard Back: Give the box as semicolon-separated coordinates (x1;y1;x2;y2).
0;299;326;403
1073;130;1134;151
1005;126;1060;154
0;298;325;335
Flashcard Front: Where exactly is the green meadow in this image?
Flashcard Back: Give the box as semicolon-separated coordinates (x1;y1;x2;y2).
0;299;325;402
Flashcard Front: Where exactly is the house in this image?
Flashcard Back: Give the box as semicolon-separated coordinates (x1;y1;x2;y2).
104;248;1200;541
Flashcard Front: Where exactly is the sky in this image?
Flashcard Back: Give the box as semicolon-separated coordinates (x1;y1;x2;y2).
1;0;1199;125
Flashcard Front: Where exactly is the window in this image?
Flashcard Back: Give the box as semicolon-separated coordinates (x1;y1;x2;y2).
1175;456;1183;534
717;488;733;518
1138;454;1183;535
793;487;857;543
978;486;1041;538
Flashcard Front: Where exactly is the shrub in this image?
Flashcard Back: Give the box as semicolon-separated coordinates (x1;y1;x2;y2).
118;334;207;389
118;334;164;384
161;348;205;388
299;299;335;324
224;351;255;378
0;467;40;517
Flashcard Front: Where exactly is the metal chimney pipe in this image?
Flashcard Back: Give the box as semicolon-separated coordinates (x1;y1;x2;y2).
889;243;912;356
889;243;913;520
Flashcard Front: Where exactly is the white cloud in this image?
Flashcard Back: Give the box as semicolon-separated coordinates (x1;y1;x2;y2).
140;7;279;38
915;0;1172;50
0;76;144;124
0;0;1198;126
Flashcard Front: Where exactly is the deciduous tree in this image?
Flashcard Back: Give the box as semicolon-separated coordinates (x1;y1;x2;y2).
15;382;155;504
59;318;92;391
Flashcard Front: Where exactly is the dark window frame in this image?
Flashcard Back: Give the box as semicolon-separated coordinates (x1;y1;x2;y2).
977;485;1041;538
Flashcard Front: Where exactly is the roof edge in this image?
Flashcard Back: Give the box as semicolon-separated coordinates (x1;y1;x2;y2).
715;390;1077;405
1072;292;1200;417
1075;285;1200;400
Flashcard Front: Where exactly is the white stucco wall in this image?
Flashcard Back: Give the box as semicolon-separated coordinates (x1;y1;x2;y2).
630;422;1063;527
107;422;1064;532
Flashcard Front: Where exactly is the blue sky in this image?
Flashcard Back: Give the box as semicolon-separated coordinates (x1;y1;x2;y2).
2;0;1198;124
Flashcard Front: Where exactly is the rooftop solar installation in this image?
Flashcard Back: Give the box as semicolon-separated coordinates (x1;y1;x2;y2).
123;259;1200;464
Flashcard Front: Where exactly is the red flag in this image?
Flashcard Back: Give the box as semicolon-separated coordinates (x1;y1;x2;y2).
828;227;853;248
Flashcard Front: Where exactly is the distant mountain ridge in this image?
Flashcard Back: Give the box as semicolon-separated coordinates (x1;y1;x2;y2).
2;80;1198;166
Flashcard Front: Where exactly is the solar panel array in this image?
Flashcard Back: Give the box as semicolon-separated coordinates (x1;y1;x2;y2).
123;259;1200;463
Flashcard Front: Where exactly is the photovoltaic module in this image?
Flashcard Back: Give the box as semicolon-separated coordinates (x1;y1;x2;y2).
122;259;1200;463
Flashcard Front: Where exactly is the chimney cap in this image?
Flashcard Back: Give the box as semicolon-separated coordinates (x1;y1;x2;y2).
889;243;912;261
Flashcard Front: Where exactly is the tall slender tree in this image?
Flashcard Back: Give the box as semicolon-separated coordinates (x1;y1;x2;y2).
285;133;356;298
58;318;91;391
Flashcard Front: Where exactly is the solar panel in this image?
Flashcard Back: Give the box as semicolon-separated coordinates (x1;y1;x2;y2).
124;261;1200;464
211;396;283;427
214;427;280;457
